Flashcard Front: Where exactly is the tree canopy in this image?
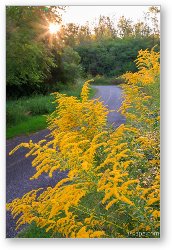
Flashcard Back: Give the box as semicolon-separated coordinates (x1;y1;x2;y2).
6;6;160;98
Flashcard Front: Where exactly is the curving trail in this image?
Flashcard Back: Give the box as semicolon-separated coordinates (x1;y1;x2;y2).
93;85;126;128
6;85;125;237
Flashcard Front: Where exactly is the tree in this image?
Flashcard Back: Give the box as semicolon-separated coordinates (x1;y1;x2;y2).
133;21;151;38
117;16;133;38
93;15;117;40
46;46;82;90
144;6;160;45
61;47;82;83
6;6;63;97
76;38;157;77
60;23;80;47
77;23;92;45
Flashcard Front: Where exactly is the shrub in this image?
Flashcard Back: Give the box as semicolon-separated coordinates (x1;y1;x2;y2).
7;48;160;238
92;75;123;85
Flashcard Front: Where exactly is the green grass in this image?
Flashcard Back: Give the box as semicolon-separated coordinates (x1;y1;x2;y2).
6;80;96;139
6;115;47;139
6;95;55;127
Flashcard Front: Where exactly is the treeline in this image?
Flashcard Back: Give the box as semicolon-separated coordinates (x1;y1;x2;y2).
60;8;160;46
6;6;83;98
6;6;160;98
75;38;159;77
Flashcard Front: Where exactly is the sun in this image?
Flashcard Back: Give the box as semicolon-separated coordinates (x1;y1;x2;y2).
49;23;59;34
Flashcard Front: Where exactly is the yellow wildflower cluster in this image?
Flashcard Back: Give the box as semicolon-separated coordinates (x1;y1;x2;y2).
120;46;160;234
7;47;160;238
122;46;160;86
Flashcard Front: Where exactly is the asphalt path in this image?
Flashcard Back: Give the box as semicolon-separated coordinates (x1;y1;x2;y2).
6;85;125;238
93;85;126;128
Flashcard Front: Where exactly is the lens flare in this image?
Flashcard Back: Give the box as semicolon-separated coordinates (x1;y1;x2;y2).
49;23;59;34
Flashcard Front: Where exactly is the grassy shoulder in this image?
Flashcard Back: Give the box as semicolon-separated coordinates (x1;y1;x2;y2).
6;81;96;139
6;115;47;139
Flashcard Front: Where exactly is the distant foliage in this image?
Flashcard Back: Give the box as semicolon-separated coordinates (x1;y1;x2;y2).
59;47;82;84
76;38;159;77
7;47;160;238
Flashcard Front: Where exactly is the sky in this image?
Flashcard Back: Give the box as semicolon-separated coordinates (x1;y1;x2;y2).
61;6;160;26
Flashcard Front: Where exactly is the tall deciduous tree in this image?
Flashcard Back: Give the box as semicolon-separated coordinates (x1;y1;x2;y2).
117;16;133;38
144;6;160;45
6;6;63;96
93;15;117;40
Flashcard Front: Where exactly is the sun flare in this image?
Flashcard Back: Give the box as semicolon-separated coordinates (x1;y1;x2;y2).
49;23;59;34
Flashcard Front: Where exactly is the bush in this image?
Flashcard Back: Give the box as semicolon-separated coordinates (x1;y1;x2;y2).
92;75;123;85
7;48;160;239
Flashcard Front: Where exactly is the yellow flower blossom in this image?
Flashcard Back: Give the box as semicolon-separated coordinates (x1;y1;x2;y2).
7;48;160;238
